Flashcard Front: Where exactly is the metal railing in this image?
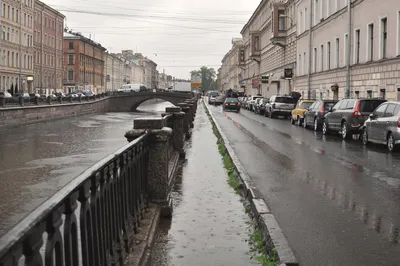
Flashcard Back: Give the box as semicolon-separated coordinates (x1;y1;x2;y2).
0;133;149;266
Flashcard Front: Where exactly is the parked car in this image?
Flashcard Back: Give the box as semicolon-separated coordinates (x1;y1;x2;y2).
215;95;226;106
322;98;386;139
361;101;400;152
253;98;264;114
303;100;338;131
291;99;315;126
257;98;270;115
0;92;12;98
264;95;296;119
247;96;263;111
222;98;241;113
29;93;40;98
13;93;30;99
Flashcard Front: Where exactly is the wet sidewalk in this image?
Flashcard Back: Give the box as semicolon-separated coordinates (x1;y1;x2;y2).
148;104;257;266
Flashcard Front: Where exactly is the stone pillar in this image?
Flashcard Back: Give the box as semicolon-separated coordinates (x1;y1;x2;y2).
184;100;195;128
125;117;173;217
165;106;185;158
176;103;190;139
0;96;5;108
34;96;39;105
79;95;82;102
47;96;52;105
69;96;73;103
58;96;63;104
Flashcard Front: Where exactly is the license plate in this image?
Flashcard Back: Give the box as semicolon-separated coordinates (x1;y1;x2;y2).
230;103;236;105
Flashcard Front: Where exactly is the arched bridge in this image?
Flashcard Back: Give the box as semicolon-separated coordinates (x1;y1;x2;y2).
108;91;193;112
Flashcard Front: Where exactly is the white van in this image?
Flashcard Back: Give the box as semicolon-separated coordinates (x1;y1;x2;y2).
117;84;141;93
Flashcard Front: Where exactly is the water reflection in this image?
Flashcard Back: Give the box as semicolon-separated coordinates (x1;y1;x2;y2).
0;101;173;236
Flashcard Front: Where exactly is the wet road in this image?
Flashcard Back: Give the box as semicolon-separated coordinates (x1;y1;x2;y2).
0;100;172;236
208;104;400;266
149;103;257;266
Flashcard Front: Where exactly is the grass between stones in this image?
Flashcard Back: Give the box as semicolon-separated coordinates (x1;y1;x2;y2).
203;102;278;266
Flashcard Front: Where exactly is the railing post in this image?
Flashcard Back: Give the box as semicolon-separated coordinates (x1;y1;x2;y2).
79;95;82;102
58;95;63;104
18;96;24;106
184;100;195;128
0;96;5;107
69;96;73;103
125;117;173;217
34;96;39;105
47;96;52;105
176;103;191;139
165;106;185;158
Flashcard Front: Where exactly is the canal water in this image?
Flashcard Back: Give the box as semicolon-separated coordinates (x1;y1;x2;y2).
0;100;173;236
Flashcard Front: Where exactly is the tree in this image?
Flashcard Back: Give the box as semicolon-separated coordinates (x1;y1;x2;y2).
190;66;217;91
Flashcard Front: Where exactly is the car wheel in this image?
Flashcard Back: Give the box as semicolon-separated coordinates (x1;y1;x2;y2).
290;115;295;124
387;133;395;152
314;118;319;131
296;116;302;126
303;117;308;128
362;128;369;145
322;120;329;135
341;122;350;140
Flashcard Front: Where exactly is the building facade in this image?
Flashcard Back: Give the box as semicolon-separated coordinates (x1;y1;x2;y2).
239;0;297;97
120;50;157;89
221;38;243;93
130;60;145;85
104;52;124;92
0;0;35;94
295;0;400;101
33;0;64;95
63;31;106;93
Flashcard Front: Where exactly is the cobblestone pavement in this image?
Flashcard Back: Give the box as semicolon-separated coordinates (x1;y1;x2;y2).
148;103;258;266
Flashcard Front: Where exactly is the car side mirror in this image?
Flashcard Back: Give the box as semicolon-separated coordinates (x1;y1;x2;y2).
328;107;334;112
369;113;375;120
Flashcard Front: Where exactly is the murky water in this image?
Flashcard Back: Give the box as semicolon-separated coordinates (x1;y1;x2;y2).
0;100;173;236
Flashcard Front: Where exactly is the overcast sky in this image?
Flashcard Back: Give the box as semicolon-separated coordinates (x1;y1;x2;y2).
45;0;260;79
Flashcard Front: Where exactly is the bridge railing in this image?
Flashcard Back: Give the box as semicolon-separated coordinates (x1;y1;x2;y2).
0;133;150;266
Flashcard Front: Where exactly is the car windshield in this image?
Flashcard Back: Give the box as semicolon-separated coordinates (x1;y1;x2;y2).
360;100;387;112
324;102;337;109
225;98;238;103
209;92;219;97
275;97;295;103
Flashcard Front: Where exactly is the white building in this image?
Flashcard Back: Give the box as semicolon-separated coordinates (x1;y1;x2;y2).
295;0;400;101
240;0;297;97
104;53;124;92
221;38;243;93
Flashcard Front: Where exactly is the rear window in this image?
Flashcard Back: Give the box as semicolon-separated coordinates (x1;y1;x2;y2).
324;102;337;110
302;102;313;109
275;97;295;103
209;92;219;97
225;98;238;102
359;100;387;113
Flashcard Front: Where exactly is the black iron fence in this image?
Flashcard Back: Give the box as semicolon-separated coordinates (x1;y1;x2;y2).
0;133;149;266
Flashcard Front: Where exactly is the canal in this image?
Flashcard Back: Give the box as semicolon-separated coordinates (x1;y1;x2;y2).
0;100;172;236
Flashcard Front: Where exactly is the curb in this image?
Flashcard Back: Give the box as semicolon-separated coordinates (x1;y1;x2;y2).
203;101;299;266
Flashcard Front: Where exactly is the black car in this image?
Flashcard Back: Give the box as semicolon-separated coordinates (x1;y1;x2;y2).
322;98;386;139
223;98;241;113
303;100;338;131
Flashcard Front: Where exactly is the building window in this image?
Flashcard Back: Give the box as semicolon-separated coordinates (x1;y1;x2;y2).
304;8;308;30
345;34;349;63
367;90;373;99
380;89;386;99
327;41;331;69
381;17;387;59
278;10;285;31
314;0;319;25
335;38;340;68
335;0;340;11
68;69;74;81
303;52;306;74
368;23;374;61
299;12;303;33
355;91;360;99
398;11;400;55
68;54;74;65
299;54;302;75
321;44;324;71
314;47;317;72
69;41;74;49
355;29;360;64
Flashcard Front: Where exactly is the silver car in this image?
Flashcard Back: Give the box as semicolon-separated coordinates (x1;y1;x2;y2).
362;101;400;152
264;95;296;119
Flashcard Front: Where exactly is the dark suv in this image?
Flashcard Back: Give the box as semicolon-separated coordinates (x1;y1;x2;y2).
322;98;386;139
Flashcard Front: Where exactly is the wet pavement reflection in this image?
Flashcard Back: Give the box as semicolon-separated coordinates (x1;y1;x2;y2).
0;100;172;236
208;104;400;265
148;104;257;266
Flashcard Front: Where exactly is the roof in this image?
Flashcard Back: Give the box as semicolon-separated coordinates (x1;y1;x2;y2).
63;31;106;51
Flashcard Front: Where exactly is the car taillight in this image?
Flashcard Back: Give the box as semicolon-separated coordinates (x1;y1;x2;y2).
237;102;241;107
224;103;228;106
352;101;363;118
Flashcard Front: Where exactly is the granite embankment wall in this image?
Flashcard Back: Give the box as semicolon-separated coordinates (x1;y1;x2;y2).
0;98;110;129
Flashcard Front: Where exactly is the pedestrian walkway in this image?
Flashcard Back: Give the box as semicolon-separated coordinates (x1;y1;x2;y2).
148;104;257;266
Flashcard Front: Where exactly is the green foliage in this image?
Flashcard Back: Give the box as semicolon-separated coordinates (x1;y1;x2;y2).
190;66;217;91
250;230;278;266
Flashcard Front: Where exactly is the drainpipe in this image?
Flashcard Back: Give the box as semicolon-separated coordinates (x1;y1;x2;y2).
307;0;313;100
345;0;352;98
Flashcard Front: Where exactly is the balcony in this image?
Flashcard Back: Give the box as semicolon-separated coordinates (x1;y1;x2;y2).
270;3;287;48
250;33;261;63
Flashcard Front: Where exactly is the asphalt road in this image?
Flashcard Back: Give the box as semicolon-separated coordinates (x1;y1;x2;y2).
0;100;171;236
208;103;400;266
